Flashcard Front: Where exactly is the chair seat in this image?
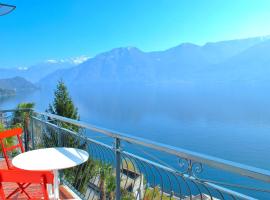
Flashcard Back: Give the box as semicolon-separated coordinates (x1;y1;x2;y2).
2;182;44;199
0;169;54;200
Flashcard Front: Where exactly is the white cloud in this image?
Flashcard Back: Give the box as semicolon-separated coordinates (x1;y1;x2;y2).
17;67;28;70
71;56;90;64
45;56;90;65
46;59;58;63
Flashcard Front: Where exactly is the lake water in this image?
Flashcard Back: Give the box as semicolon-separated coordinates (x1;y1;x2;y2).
1;84;270;169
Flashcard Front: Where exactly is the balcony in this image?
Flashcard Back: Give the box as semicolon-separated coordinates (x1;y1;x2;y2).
0;109;270;200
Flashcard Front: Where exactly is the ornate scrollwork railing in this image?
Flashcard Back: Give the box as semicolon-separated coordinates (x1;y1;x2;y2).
1;109;270;200
178;158;203;178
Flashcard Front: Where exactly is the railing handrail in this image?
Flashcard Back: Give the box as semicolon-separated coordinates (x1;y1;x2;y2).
1;109;270;183
0;108;32;113
31;110;270;183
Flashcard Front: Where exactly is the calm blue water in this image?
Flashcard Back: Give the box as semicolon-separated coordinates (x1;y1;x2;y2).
1;84;270;167
1;84;270;198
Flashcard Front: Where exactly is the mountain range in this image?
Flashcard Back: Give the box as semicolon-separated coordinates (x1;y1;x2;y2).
0;77;37;97
0;56;89;83
1;36;270;88
38;35;270;88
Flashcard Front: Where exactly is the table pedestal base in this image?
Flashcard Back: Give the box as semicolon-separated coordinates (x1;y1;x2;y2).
53;170;59;200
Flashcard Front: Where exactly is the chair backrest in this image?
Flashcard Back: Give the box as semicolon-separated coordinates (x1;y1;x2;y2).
0;128;25;169
0;169;54;200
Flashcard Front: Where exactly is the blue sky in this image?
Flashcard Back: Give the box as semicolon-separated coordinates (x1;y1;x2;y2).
1;0;270;68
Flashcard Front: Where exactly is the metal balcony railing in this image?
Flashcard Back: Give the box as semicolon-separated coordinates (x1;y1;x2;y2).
0;109;270;200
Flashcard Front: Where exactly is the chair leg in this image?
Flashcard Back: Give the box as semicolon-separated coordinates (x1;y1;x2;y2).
6;183;32;199
41;177;49;200
18;183;32;198
0;182;6;200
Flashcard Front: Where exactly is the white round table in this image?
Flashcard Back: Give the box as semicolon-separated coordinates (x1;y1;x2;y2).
12;147;89;200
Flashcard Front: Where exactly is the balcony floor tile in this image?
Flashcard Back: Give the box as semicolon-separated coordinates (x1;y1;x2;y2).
0;160;75;199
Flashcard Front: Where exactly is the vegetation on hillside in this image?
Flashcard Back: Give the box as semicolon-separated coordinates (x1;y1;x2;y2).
144;186;176;200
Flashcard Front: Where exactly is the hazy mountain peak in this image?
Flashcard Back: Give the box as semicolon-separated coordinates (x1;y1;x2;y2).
93;47;144;61
170;42;199;49
126;46;139;50
258;35;270;41
165;43;200;54
0;76;36;93
198;36;270;64
179;42;199;47
109;46;142;54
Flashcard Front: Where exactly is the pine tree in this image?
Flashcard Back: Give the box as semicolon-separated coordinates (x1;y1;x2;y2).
47;80;79;132
45;80;80;147
48;80;79;120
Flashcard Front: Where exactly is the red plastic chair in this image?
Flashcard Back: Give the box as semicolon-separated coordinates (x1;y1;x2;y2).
0;169;54;200
0;128;54;199
0;127;25;169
